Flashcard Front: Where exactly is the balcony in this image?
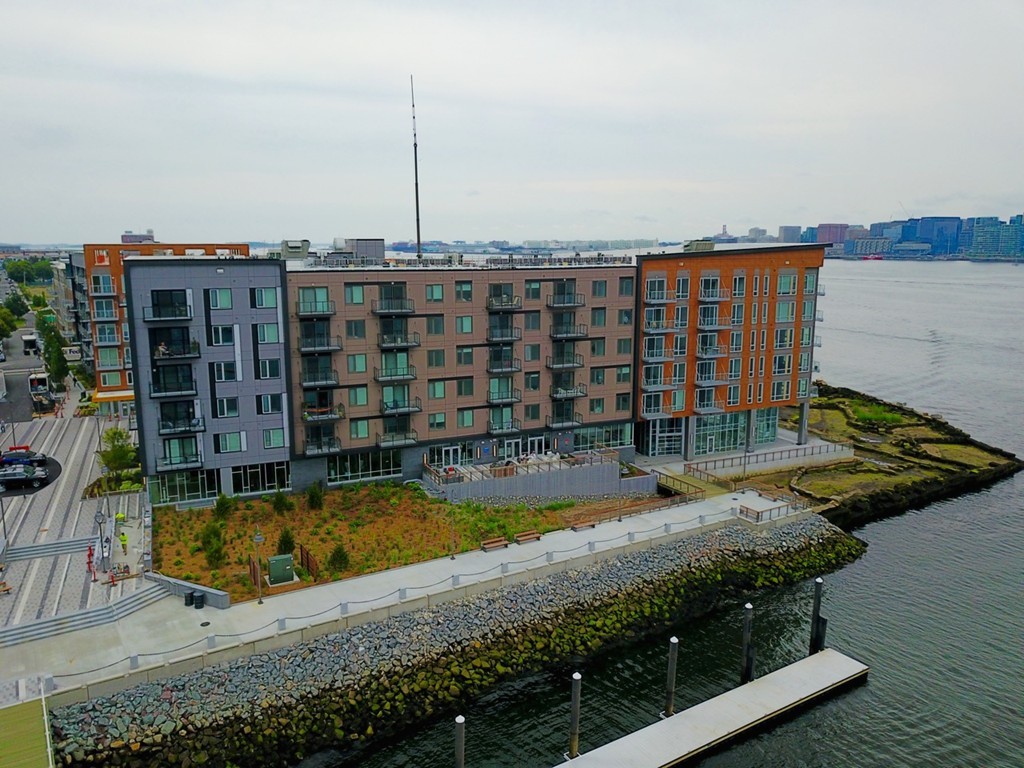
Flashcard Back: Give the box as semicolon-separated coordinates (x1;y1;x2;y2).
377;430;418;448
696;345;727;359
374;365;417;382
642;348;672;363
304;437;342;457
550;383;587;399
371;297;415;315
486;326;521;343
89;283;118;297
487;388;522;405
546;353;584;370
378;331;421;350
546;292;585;308
814;336;823;347
815;309;824;322
697;315;731;330
154;340;201;362
156;454;204;472
93;308;119;322
644;289;676;304
809;385;820;398
550;323;588;340
643;320;675;334
300;368;340;388
158;417;206;436
488;418;522;435
486;295;522;312
302;404;345;422
695;371;728;387
487;357;522;374
546;412;583;429
381;396;423;416
641;377;674;392
299;334;343;353
812;361;821;373
144;305;193;322
296;300;336;317
150;381;198;398
641;406;671;420
95;334;121;347
694;398;726;414
816;284;826;296
698;287;731;302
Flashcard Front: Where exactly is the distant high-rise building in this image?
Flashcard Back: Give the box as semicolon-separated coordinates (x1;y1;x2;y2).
801;227;818;243
121;229;155;244
816;224;848;245
778;226;801;243
845;226;869;240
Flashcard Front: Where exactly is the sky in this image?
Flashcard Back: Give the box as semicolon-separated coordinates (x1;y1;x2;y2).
3;0;1023;245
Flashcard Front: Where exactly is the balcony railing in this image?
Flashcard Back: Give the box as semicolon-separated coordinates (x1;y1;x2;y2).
814;336;823;347
153;340;201;361
644;289;676;304
696;345;727;359
89;284;117;297
550;323;588;340
371;297;415;315
694;398;726;414
641;406;671;419
304;437;342;456
300;368;340;387
302;404;345;422
816;284;826;296
546;354;584;369
381;396;423;415
550;383;587;399
697;315;731;330
150;381;198;398
143;305;193;322
488;418;522;435
93;308;119;322
486;295;522;311
374;365;416;382
158;417;206;436
377;430;418;448
299;335;343;353
95;334;120;347
378;331;421;350
156;453;203;472
546;292;585;308
487;326;522;343
296;300;336;317
642;347;672;363
546;412;583;429
641;378;674;391
487;388;522;405
643;320;675;334
695;371;728;386
487;357;522;374
698;287;731;302
815;309;824;322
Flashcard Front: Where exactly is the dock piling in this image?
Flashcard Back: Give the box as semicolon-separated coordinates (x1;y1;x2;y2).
740;603;756;684
568;671;582;758
809;577;827;655
663;636;679;717
454;714;466;768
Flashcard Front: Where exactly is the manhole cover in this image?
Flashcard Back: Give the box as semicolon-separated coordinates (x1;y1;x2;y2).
200;621;211;627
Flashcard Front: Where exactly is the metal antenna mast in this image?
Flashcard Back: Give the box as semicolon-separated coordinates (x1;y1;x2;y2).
411;75;422;259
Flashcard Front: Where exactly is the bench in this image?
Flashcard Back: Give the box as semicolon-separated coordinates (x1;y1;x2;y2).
0;581;12;596
480;536;510;552
514;529;542;544
571;520;598;532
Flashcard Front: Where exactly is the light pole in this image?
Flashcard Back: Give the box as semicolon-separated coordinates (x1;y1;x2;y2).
94;508;108;573
0;495;8;552
253;528;265;604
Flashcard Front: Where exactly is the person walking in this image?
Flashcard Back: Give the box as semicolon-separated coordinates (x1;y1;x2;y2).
119;530;128;556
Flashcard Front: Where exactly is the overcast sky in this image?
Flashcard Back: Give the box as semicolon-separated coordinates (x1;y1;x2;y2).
3;0;1023;245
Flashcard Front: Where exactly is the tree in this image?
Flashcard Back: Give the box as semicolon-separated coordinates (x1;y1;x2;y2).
4;292;28;318
36;313;70;390
98;427;138;473
201;521;226;569
276;527;295;556
31;261;53;282
327;543;350;572
0;307;16;339
4;260;30;283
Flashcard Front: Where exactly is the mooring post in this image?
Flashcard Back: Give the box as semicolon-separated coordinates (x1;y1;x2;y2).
740;602;756;684
663;636;679;717
568;671;582;758
454;714;466;768
809;576;825;655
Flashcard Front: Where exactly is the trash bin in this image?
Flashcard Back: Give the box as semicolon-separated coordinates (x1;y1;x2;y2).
193;592;205;609
184;591;195;607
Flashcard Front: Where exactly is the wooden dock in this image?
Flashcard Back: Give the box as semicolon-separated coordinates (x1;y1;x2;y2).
566;648;868;767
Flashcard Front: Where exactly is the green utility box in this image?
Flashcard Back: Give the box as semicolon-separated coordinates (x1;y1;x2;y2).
267;554;294;586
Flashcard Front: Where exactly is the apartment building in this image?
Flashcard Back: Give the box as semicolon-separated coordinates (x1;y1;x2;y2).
636;243;824;458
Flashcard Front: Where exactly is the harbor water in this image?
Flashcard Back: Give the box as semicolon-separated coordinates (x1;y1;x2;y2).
313;259;1023;768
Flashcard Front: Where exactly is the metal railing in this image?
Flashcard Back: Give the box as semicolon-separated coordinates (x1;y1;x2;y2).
374;365;417;381
381;396;423;415
487;357;522;373
487;418;522;435
300;368;340;387
371;297;415;314
378;331;421;349
158;417;206;435
299;334;343;352
302;404;345;421
295;300;336;316
550;383;587;399
377;430;418;448
546;354;583;369
486;295;522;311
550;323;588;339
486;326;521;343
546;292;585;308
304;437;342;456
143;305;192;321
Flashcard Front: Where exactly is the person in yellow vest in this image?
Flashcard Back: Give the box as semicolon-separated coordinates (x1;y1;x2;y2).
119;531;128;556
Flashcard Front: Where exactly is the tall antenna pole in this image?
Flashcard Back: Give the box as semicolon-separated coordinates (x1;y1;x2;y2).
411;75;422;259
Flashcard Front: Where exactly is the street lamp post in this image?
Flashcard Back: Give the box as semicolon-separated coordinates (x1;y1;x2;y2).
0;495;8;552
94;509;108;573
254;528;265;604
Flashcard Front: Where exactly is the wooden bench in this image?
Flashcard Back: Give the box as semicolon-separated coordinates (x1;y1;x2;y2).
480;536;510;552
571;520;598;531
514;529;542;544
0;581;12;596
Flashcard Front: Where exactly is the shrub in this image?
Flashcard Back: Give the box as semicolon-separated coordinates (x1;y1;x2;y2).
277;527;295;556
213;493;233;520
272;490;294;514
306;481;324;510
201;522;226;569
328;543;350;572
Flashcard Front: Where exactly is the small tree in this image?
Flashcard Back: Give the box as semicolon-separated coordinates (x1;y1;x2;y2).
98;427;137;473
276;527;295;556
271;489;294;514
212;493;233;520
201;521;226;569
4;292;28;318
306;481;324;510
327;543;350;573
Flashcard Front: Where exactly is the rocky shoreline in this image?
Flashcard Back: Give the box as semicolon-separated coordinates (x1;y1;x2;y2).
50;515;864;768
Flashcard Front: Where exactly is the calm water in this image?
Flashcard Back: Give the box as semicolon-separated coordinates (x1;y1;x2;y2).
314;260;1024;768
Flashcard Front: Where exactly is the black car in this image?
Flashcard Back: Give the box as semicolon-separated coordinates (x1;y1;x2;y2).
0;449;48;467
0;465;49;491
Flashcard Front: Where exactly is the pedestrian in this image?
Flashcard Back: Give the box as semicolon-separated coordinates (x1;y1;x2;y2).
119;531;128;556
0;420;5;434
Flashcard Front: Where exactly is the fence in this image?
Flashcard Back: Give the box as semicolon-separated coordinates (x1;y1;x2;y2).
298;544;320;581
737;500;805;524
686;442;853;479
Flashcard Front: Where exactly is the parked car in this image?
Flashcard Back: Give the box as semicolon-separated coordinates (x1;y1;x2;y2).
0;449;48;467
0;464;49;491
0;348;6;362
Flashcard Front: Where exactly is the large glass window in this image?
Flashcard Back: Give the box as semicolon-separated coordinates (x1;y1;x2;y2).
214;362;237;382
426;284;443;302
455;281;473;301
253;288;277;308
257;323;279;344
344;285;363;305
209;288;232;309
592;280;607;297
216;432;243;453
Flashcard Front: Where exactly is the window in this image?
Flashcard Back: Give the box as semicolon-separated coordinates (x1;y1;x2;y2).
776;301;796;322
426;284;443;302
211;325;234;345
775;328;794;349
751;302;759;324
674;305;688;329
97;347;120;369
525;344;540;362
732;275;746;298
349;386;368;406
758;382;764;402
94;249;109;265
426;316;444;335
525;281;541;300
216;397;239;418
253;288;277;308
615;393;630;411
728;385;740;406
671;390;686;412
209;288;232;309
591;308;606;327
773;354;792;376
761;329;767;351
217;432;243;453
456;377;474;396
749;357;756;377
428;380;445;399
259;394;283;414
590;368;605;385
729;357;742;380
344;285;364;305
347;354;367;373
263;428;285;449
100;372;121;387
730;331;743;352
592;280;607;297
525;372;540;391
673;335;687;357
618;276;634;296
616;338;632;355
771;380;791;401
524;311;541;330
455;281;473;301
524;403;540;421
804;272;817;294
591;339;606;356
457;409;474;428
428;349;445;367
731;304;744;326
214;362;237;382
456;316;473;334
798;378;809;398
672;361;686;384
589;398;605;414
456;346;473;365
676;276;690;299
346;319;366;338
616;365;631;383
801;327;813;347
350;419;369;439
777;274;798;295
429;413;446;430
799;352;811;373
257;323;279;344
618;309;633;326
259;359;281;379
802;299;815;321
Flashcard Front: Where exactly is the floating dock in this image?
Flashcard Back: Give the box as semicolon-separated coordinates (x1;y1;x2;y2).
566;648;868;767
